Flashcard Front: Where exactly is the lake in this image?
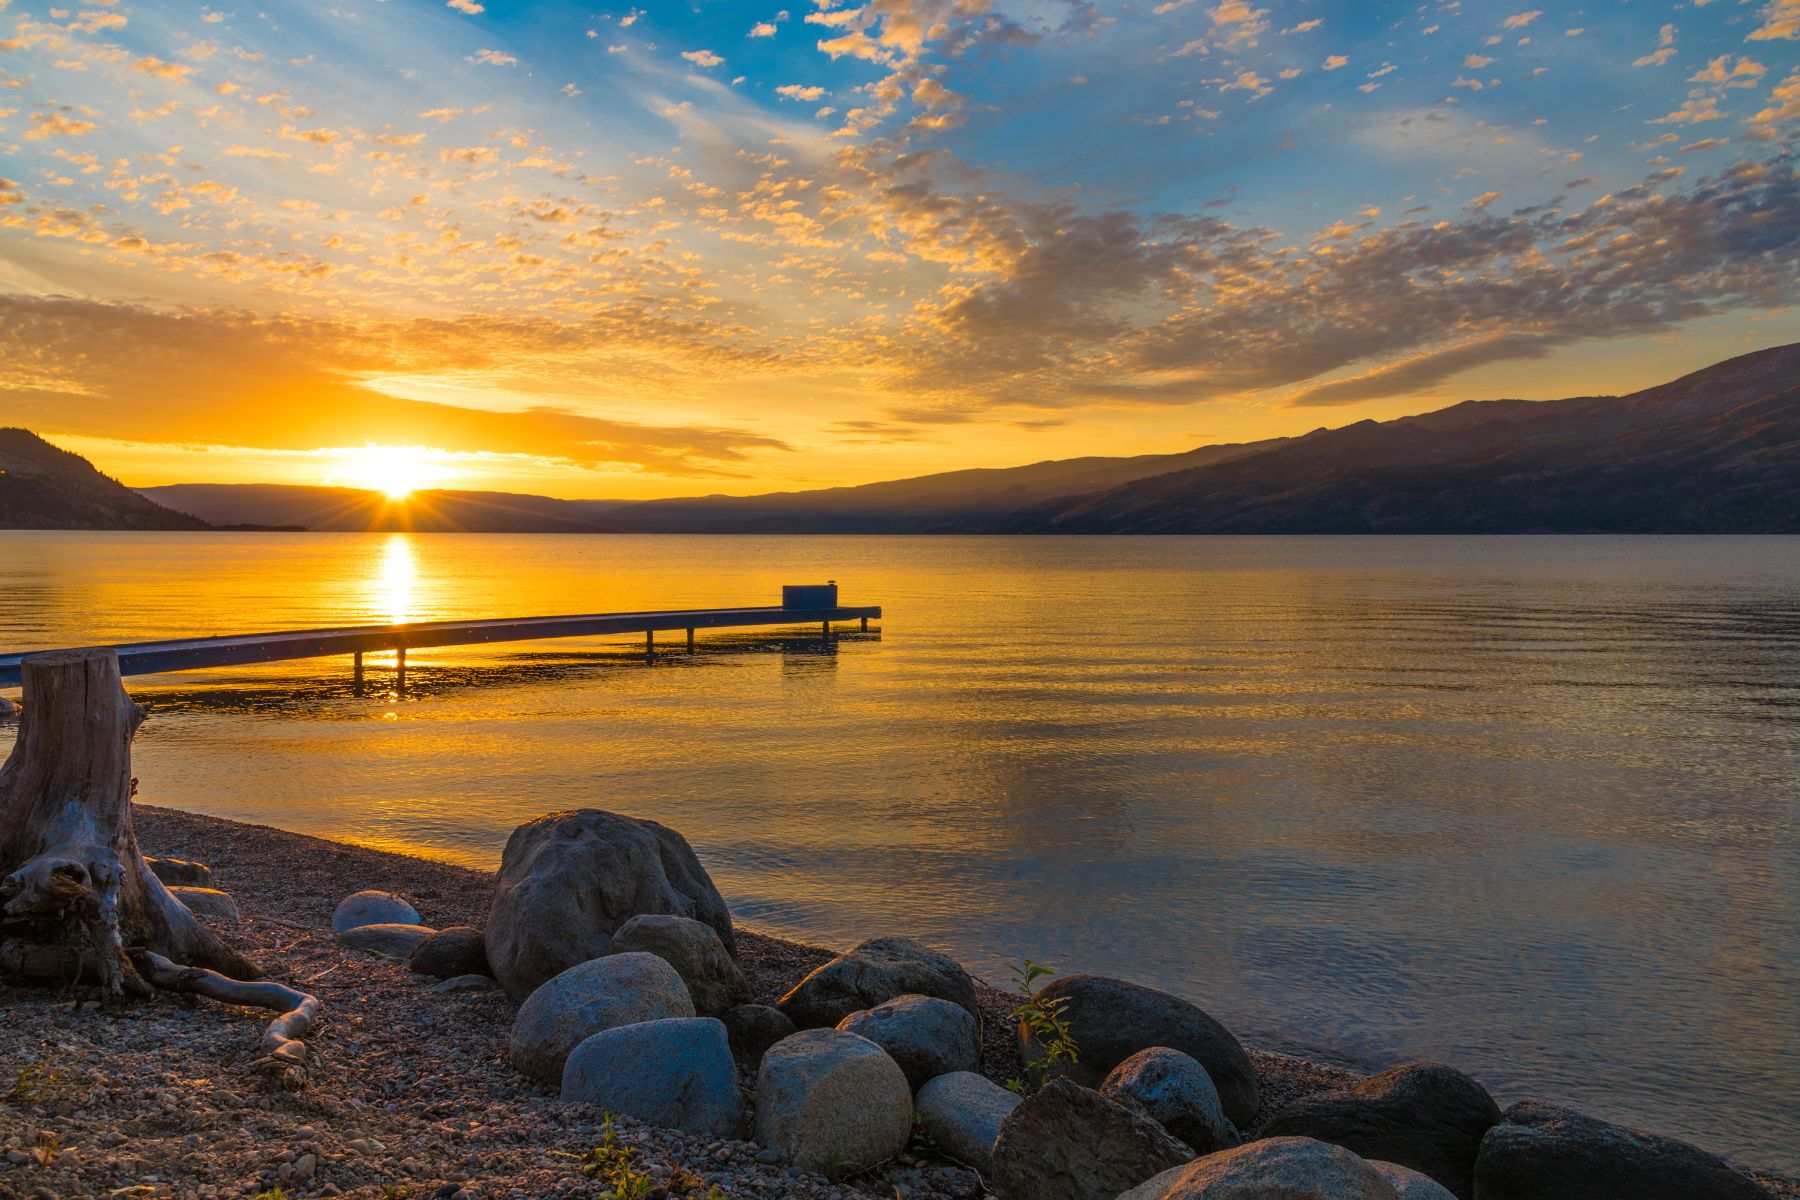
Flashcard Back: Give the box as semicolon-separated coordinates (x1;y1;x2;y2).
2;531;1796;1172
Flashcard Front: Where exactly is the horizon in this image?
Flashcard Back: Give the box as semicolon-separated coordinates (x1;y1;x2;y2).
2;0;1798;500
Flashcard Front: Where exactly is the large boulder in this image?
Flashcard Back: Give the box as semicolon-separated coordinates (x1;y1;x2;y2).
777;936;977;1029
485;810;734;1001
170;886;239;923
837;994;980;1090
332;890;420;933
1472;1101;1771;1200
336;923;436;958
1102;1047;1238;1155
1261;1062;1499;1200
990;1078;1193;1200
410;926;491;979
721;1003;797;1070
507;952;695;1084
561;1017;744;1138
1118;1136;1401;1199
606;913;749;1015
147;857;214;887
915;1071;1020;1176
1370;1161;1458;1200
753;1029;913;1175
1021;974;1258;1127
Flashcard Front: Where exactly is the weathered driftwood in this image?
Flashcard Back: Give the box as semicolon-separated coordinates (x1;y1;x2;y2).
137;951;320;1088
0;649;317;1081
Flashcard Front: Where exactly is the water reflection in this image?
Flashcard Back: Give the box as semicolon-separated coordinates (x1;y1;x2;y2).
375;533;416;625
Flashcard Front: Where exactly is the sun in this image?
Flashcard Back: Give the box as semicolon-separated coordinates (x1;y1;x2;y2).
336;444;449;500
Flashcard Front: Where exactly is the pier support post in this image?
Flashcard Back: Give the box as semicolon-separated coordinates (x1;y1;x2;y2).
395;645;407;696
353;651;364;696
687;628;695;654
646;630;655;662
860;616;868;633
821;620;830;639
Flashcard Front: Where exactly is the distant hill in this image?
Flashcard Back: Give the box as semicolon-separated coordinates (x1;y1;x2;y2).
0;428;210;530
985;344;1800;533
136;484;629;533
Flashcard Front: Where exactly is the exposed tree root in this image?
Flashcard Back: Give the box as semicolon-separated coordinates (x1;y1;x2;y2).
137;950;321;1089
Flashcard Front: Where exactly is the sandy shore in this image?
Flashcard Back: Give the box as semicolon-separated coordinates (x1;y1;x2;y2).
1;805;1791;1200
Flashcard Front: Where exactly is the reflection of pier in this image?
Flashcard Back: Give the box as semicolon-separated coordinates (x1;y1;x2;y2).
0;585;880;696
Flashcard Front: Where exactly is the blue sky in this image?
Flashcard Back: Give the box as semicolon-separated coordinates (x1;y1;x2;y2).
0;0;1796;495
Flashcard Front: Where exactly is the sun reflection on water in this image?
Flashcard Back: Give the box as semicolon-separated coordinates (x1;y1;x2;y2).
376;534;415;625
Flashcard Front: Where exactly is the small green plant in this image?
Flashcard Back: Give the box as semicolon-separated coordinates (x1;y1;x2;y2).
814;1146;850;1182
1009;959;1079;1085
378;1186;413;1200
574;1116;654;1200
908;1112;939;1160
7;1051;64;1103
249;1188;291;1200
1003;1077;1025;1095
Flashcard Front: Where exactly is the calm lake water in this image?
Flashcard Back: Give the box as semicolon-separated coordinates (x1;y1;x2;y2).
3;532;1797;1171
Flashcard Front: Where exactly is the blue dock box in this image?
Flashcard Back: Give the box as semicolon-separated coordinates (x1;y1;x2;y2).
782;582;838;609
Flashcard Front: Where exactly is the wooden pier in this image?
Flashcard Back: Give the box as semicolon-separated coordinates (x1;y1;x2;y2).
0;588;880;693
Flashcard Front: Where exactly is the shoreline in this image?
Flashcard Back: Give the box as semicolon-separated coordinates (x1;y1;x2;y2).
2;804;1794;1199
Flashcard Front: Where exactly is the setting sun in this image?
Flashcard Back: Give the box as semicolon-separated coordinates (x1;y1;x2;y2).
334;444;450;500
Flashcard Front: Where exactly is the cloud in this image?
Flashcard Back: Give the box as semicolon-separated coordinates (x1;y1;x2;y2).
132;55;197;81
446;0;484;13
1633;23;1677;67
1322;54;1348;70
682;49;725;68
1501;11;1541;29
23;109;98;139
749;21;778;38
467;48;516;66
1746;0;1799;41
776;84;826;102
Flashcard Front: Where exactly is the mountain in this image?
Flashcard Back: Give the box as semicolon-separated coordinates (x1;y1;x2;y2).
136;484;629;533
0;428;210;530
988;344;1800;533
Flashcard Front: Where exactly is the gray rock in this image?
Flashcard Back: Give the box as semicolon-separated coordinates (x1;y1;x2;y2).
411;926;491;979
1262;1061;1500;1199
1472;1101;1771;1200
147;856;214;887
778;937;978;1030
433;974;499;995
1370;1161;1459;1200
915;1071;1020;1176
169;886;240;923
507;952;695;1084
484;810;734;1001
1118;1136;1401;1199
721;1003;797;1070
753;1028;913;1174
990;1078;1193;1200
1101;1047;1238;1155
1021;974;1258;1127
332;890;420;933
336;923;437;958
561;1017;745;1137
607;913;748;1015
837;993;980;1090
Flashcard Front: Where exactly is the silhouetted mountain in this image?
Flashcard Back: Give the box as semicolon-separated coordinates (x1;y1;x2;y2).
0;429;210;530
137;484;628;533
988;344;1800;533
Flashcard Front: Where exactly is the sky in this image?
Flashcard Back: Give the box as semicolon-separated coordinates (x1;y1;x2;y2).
0;0;1796;499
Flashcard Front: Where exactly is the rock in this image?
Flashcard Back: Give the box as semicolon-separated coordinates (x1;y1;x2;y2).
777;936;978;1030
433;974;499;995
606;913;749;1015
990;1078;1193;1200
560;1017;745;1137
146;856;214;887
1101;1047;1238;1155
1118;1136;1401;1199
915;1071;1020;1176
753;1028;913;1174
1261;1061;1500;1199
837;994;980;1090
411;926;491;979
1370;1161;1459;1199
507;952;694;1084
169;886;239;923
1472;1101;1771;1200
332;890;420;933
484;809;735;1001
337;923;437;958
1021;974;1259;1127
721;1004;797;1070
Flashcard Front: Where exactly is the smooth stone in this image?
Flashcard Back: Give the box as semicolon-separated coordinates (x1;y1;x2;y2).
753;1028;913;1175
560;1017;745;1138
411;926;491;979
990;1078;1193;1200
485;809;734;1001
147;857;214;887
606;913;748;1015
837;994;979;1090
336;923;437;958
777;936;978;1030
1472;1101;1771;1200
433;974;499;995
721;1003;797;1070
1119;1136;1401;1199
1021;974;1259;1127
169;885;239;922
914;1071;1020;1176
1262;1062;1500;1200
1102;1047;1238;1156
1370;1161;1459;1200
332;890;420;934
507;952;694;1084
